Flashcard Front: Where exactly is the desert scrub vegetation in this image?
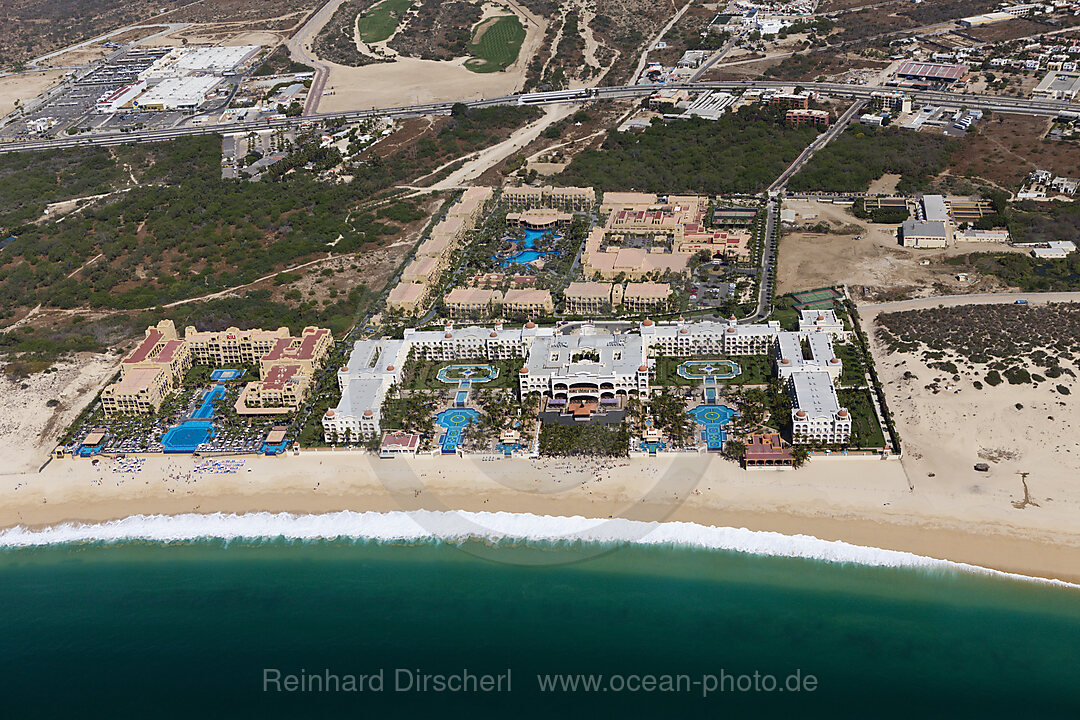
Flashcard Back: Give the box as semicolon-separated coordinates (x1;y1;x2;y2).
788;125;953;194
876;304;1080;387
558;108;819;195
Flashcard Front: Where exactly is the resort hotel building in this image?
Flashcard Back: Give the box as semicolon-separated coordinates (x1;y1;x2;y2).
797;308;845;337
323;321;553;442
519;327;650;404
563;281;673;316
329;316;851;445
388;187;493;316
789;372;851;445
101;320;192;415
101;321;332;417
501;185;595;212
442;287;555;320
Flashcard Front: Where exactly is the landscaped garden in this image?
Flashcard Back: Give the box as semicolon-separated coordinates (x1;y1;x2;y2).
655;354;772;386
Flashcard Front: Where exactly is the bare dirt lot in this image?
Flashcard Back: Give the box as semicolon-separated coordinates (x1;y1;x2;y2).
960;17;1046;43
776;199;1024;300
936;113;1080;193
0;68;67;119
709;50;888;82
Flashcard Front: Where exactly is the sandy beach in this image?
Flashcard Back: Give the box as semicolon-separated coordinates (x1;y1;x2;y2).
3;450;1080;584
4;292;1080;585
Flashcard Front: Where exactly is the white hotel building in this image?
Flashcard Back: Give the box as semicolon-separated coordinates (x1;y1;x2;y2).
520;329;649;402
789;372;852;445
327;317;851;445
775;331;842;380
323;338;408;441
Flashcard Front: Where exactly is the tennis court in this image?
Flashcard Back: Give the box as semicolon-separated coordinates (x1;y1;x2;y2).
791;287;842;310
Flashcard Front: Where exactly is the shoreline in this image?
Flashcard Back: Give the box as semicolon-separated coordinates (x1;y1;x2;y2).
4;508;1079;591
3;453;1080;585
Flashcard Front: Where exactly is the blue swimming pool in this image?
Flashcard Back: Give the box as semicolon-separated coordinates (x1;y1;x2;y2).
210;368;245;381
435;407;481;454
191;384;226;420
688;404;737;452
161;421;215;453
260;440;288;455
496;228;561;266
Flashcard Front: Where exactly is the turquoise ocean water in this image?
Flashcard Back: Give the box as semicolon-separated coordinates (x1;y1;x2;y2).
1;537;1078;717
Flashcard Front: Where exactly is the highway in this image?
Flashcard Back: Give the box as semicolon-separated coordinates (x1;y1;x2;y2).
1;78;1075;154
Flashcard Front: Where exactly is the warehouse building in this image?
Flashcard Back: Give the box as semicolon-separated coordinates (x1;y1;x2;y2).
900;219;950;248
134;76;222;112
894;61;968;84
1032;71;1080;100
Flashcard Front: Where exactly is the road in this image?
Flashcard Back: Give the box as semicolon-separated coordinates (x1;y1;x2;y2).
688;32;744;82
630;2;693;84
743;198;779;324
2;78;1075;154
286;0;346;116
860;291;1080;315
768;98;866;194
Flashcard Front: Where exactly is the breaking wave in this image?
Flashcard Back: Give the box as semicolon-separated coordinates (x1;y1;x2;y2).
0;510;1075;588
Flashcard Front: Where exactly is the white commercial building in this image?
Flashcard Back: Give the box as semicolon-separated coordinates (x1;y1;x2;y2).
1032;71;1080;99
142;46;260;78
328;316;855;445
640;317;781;357
521;329;649;402
322;339;408;442
324;323;551;440
921;194;949;223
900;219;950;248
135;76;222;112
95;80;148;114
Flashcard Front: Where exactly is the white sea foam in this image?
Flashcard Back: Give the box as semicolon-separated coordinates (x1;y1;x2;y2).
0;510;1075;588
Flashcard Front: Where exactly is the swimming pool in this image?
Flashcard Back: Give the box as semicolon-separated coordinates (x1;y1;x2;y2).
497;228;561;266
687;404;737;452
161;421;215;453
435;407;481;454
209;369;245;381
677;360;741;382
191;384;226;420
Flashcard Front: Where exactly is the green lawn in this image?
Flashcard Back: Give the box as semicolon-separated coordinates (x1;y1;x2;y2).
465;15;525;73
403;357;523;390
836;389;886;449
835;341;868;387
654;355;773;387
357;0;412;44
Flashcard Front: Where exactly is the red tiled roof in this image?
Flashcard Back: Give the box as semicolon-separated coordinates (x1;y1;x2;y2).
262;328;329;363
154;340;184;364
124;328;164;364
261;364;302;390
381;432;420;451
